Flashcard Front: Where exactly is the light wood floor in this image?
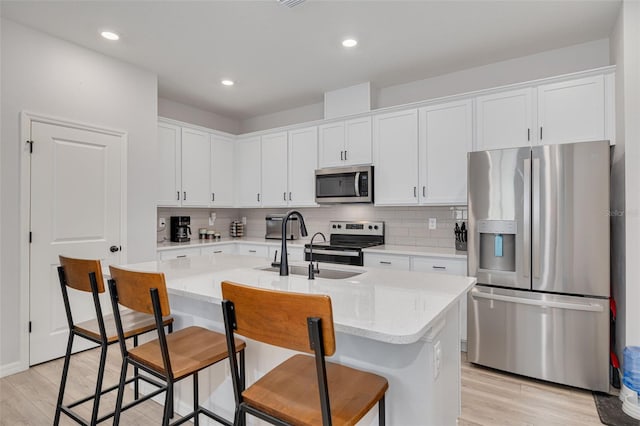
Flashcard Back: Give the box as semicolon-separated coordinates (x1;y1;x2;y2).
0;346;603;425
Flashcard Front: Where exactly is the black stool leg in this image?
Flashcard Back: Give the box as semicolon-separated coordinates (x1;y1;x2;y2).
239;350;246;426
113;359;129;426
133;335;139;400
379;395;385;426
54;331;75;426
162;379;173;426
90;342;108;425
193;372;199;426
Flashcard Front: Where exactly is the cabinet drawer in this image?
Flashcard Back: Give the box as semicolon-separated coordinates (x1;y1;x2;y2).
200;244;236;255
158;247;201;260
268;246;304;262
364;253;411;270
411;257;466;275
236;244;269;258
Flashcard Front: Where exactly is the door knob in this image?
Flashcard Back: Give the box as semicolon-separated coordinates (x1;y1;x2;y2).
110;245;121;253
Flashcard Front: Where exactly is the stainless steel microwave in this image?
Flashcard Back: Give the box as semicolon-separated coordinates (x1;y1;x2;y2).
315;165;373;204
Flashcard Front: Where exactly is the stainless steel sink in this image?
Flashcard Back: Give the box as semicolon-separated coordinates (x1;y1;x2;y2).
259;265;362;280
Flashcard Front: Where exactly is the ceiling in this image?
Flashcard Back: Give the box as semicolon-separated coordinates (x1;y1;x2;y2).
1;1;621;120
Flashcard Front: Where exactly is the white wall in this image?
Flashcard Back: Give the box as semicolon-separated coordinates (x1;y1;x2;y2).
241;101;324;134
158;97;240;135
240;39;610;133
0;19;158;372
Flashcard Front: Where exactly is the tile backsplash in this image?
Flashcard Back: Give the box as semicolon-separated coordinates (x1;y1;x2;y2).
158;205;467;248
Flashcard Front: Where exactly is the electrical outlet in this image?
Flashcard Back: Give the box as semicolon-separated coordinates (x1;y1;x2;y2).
158;217;166;228
455;210;463;220
428;218;437;230
434;340;442;380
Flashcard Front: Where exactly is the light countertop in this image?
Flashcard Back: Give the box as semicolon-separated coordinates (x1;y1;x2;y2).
119;253;476;345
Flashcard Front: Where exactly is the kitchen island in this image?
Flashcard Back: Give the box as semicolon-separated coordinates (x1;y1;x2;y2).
120;253;476;425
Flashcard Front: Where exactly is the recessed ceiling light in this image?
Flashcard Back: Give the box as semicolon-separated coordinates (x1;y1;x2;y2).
100;31;120;41
342;39;358;48
221;79;235;86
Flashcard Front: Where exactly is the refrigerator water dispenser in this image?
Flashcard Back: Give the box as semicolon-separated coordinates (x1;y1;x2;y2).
478;220;516;272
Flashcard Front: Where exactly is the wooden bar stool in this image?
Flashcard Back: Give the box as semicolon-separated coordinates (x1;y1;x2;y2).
221;281;388;426
54;256;174;426
108;266;246;426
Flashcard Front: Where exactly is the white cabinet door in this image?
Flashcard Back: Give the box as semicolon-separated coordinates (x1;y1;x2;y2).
235;137;262;207
236;243;269;258
211;134;235;207
373;109;419;205
318;122;345;168
157;122;181;206
181;127;211;207
288;126;318;206
261;132;289;207
419;100;473;205
537;75;605;145
364;253;411;270
200;244;236;255
344;117;372;165
158;247;202;260
475;88;534;151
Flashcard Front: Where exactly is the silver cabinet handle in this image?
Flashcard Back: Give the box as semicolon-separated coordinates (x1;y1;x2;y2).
523;158;531;278
249;250;257;253
257;193;260;202
213;250;222;254
183;191;186;200
289;192;292;201
527;128;531;141
340;150;344;161
540;126;543;140
283;192;287;201
532;157;541;279
212;193;215;202
413;186;417;197
344;150;347;161
177;191;180;201
380;261;392;265
176;255;187;258
423;186;426;197
432;265;446;270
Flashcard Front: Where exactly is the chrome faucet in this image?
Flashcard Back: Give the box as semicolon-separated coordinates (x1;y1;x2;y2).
308;232;326;280
280;210;308;276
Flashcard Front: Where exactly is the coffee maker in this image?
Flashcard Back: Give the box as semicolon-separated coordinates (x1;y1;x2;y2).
170;216;191;242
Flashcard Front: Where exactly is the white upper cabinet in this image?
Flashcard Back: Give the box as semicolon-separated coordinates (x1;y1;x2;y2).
181;128;211;207
235;136;262;207
261;132;289;207
537;75;605;145
318;117;372;168
288;126;318;206
373;109;419;205
419;99;473;205
475;88;534;151
210;134;235;207
157;122;181;206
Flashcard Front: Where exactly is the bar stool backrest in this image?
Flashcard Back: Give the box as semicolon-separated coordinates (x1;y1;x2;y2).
59;255;105;293
108;266;171;316
221;281;336;356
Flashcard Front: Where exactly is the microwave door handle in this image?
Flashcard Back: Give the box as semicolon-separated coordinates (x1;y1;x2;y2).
354;172;361;197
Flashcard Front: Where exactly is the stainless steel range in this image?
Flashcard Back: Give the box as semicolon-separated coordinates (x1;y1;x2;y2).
304;221;384;266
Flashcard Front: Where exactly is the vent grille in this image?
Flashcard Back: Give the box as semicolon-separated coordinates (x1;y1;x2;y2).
278;0;306;8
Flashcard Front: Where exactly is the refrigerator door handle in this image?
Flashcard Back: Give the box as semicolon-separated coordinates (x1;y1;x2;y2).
470;290;604;312
532;157;541;279
523;158;531;278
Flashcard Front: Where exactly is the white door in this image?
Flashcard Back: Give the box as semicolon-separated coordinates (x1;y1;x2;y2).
537;75;605;145
235;137;262;207
344;117;372;165
261;132;289;207
475;88;534;151
288;126;318;206
373;109;419;205
29;120;125;365
157;122;181;206
181;128;211;207
211;134;235;207
318;122;345;168
419;100;473;205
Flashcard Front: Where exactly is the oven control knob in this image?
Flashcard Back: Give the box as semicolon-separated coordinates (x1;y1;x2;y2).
332;224;337;229
368;225;373;230
337;225;342;229
374;225;379;230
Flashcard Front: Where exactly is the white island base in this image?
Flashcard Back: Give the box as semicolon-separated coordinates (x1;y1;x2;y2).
124;254;474;426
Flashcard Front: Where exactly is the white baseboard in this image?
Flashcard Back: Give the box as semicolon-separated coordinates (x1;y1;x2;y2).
0;361;27;378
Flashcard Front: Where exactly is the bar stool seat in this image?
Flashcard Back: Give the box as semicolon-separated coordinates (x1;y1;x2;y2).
74;309;172;344
128;326;245;380
243;354;388;426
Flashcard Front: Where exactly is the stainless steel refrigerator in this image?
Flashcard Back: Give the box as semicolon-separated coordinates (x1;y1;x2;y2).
467;140;610;392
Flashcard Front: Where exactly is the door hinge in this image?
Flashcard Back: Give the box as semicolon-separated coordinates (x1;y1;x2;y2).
29;232;32;243
27;140;34;153
29;321;32;333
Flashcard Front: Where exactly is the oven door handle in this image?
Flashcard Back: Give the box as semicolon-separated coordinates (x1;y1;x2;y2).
354;172;361;197
304;248;360;257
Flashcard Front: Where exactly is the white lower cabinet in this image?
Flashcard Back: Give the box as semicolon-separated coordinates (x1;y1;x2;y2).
200;244;236;255
235;243;269;258
364;253;411;270
158;247;202;260
268;245;304;263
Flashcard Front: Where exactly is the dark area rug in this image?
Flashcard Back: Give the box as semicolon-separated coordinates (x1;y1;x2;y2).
593;392;640;426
